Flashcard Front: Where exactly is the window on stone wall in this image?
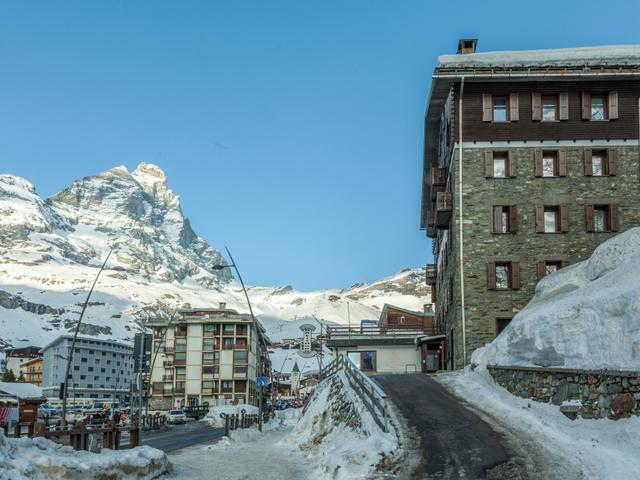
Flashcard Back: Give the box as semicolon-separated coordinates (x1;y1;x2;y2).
496;318;512;336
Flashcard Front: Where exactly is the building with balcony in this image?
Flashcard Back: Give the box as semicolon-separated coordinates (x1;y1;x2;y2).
40;336;134;402
3;346;42;378
326;304;443;373
147;303;271;410
421;40;640;369
21;357;43;386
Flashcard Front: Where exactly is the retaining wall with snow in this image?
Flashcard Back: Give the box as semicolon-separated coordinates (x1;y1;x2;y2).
488;365;640;419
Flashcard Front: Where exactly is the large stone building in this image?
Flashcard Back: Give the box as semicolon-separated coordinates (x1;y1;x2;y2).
147;304;271;410
41;336;134;402
422;41;640;369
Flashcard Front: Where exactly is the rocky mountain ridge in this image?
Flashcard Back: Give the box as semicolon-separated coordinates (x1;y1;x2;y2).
0;164;430;347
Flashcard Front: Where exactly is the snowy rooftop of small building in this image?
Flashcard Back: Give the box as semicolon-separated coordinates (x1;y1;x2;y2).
0;382;44;399
438;45;640;69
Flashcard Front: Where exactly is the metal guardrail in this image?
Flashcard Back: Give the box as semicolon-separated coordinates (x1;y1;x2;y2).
319;354;390;432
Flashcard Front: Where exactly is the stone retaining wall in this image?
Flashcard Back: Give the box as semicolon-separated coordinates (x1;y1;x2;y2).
487;365;640;419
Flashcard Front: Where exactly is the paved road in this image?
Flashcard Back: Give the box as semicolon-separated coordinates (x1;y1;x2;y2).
375;374;526;480
141;421;225;452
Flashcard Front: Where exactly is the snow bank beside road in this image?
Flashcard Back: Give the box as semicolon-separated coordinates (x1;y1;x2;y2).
436;370;640;479
204;403;259;427
473;227;640;370
0;432;169;480
285;371;400;479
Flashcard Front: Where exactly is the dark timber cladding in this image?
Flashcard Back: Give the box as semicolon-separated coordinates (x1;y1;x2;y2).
420;42;640;370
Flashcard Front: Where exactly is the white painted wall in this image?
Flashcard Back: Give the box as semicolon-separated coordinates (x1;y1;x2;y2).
334;344;421;374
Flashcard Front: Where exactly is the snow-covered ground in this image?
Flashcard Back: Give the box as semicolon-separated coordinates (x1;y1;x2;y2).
170;370;401;480
436;370;640;480
168;410;307;479
0;432;169;480
473;227;640;370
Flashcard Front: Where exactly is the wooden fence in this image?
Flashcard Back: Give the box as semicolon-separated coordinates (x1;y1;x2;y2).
3;419;140;451
319;354;390;432
223;411;271;438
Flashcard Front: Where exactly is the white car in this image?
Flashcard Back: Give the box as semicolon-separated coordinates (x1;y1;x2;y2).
167;410;187;424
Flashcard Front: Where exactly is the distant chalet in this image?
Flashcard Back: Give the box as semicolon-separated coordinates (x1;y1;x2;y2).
422;40;640;369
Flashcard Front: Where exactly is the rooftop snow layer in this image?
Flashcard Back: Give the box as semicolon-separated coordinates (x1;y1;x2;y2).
0;382;43;399
438;45;640;69
473;227;640;370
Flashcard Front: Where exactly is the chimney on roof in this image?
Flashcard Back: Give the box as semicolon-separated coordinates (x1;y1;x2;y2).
219;302;227;310
457;39;478;55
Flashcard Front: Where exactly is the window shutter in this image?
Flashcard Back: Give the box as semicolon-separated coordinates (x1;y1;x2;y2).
585;205;595;232
509;205;518;233
508;150;517;177
559;92;569;120
535;206;544;233
484;151;494;177
510;93;519;121
511;262;521;290
486;262;496;290
534;150;543;177
581;92;591;119
531;93;542;121
560;205;569;232
482;94;492;122
610;204;620;231
493;206;502;233
558;150;567;177
608;91;619;119
607;149;617;176
584;149;593;176
536;261;546;280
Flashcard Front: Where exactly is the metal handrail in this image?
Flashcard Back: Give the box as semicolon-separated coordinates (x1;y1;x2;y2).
318;354;390;432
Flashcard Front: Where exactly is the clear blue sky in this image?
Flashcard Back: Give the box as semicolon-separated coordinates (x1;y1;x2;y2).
1;1;639;290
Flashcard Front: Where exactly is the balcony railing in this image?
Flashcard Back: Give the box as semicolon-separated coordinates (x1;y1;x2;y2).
326;324;441;338
162;374;174;382
426;264;436;285
435;192;452;228
163;360;173;368
430;167;447;187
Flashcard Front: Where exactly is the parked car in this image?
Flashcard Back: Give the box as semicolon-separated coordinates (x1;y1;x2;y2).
167;410;187;424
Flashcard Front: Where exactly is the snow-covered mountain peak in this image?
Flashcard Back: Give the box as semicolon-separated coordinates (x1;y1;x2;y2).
131;162;179;209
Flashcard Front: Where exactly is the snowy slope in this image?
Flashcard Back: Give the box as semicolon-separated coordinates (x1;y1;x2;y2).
0;165;430;348
473;228;640;370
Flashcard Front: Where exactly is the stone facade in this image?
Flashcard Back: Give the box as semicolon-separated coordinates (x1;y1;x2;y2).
487;365;640;419
436;143;640;368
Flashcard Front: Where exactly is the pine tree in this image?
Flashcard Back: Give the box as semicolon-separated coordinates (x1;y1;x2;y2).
2;368;17;382
17;371;26;383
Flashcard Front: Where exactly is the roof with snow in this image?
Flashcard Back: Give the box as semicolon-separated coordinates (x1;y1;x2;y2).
0;382;44;400
438;45;640;70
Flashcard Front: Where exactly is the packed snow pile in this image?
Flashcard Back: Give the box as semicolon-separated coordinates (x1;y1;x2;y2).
204;403;259;427
436;371;640;479
474;228;640;370
439;44;640;68
0;431;169;480
285;371;400;479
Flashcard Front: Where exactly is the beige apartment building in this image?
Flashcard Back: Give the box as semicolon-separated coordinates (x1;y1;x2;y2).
147;304;271;410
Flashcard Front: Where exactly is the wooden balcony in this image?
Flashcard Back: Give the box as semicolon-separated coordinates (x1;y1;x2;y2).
430;167;447;187
430;168;447;200
425;264;437;285
435;192;452;228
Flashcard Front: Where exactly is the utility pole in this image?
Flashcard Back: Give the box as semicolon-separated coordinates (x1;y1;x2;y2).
61;248;113;426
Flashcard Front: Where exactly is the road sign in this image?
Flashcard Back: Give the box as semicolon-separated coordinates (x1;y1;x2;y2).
219;412;226;418
241;408;247;414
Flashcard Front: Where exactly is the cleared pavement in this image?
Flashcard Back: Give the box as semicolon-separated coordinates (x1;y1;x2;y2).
375;374;526;480
141;421;225;452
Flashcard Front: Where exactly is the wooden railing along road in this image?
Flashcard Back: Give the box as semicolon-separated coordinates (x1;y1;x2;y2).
320;354;390;433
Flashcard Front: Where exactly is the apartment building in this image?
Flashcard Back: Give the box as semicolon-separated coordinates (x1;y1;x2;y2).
3;346;42;377
41;336;134;402
421;40;640;369
21;357;43;386
147;304;271;410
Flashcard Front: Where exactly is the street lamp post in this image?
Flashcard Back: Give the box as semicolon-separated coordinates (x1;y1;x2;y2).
61;248;113;426
213;247;266;432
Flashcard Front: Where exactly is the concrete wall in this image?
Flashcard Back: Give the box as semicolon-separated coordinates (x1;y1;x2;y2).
488;365;640;419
